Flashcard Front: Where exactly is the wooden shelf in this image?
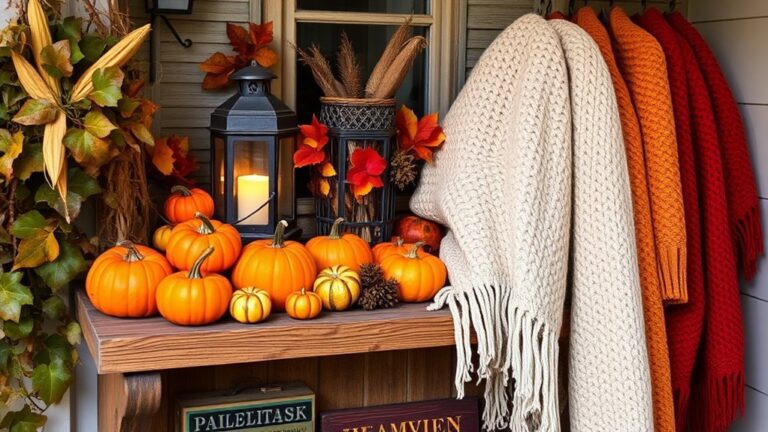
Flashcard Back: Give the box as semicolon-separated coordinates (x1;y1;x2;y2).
75;289;459;374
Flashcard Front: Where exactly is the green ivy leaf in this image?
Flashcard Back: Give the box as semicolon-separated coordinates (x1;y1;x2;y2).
0;128;9;152
0;406;47;432
40;40;73;79
89;66;124;107
83;110;117;138
0;340;10;373
4;315;32;340
10;210;46;239
12;230;59;270
117;96;141;118
63;128;116;170
35;167;102;220
56;16;84;64
12;141;43;180
0;271;32;322
42;296;67;320
33;334;72;366
63;322;81;345
12;99;58;126
79;35;106;62
35;240;87;291
32;358;72;405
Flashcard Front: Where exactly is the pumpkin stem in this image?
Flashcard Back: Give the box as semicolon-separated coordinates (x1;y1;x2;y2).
271;220;289;248
188;246;215;279
195;212;215;235
394;236;404;246
171;185;192;196
116;240;144;262
329;217;345;239
406;242;425;259
300;287;307;295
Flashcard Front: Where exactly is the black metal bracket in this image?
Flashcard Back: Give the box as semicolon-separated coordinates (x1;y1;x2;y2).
149;13;193;83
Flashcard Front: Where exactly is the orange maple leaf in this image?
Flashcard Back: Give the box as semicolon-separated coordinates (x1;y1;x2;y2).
395;106;446;163
152;137;175;175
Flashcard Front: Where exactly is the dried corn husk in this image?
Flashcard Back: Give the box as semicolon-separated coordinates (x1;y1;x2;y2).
27;0;60;97
11;51;56;102
372;36;427;99
44;112;67;216
70;24;151;102
365;17;412;98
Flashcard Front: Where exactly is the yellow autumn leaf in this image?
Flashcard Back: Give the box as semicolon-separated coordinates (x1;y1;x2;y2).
27;0;60;96
320;162;336;177
10;51;56;102
70;24;152;103
0;131;24;181
151;137;175;175
319;178;330;197
43;112;67;214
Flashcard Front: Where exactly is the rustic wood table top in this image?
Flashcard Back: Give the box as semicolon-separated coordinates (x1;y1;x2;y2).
75;289;458;374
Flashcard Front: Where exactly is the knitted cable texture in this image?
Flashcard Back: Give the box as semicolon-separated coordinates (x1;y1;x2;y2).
411;14;653;431
573;8;675;432
666;12;763;279
609;7;688;305
636;9;706;431
667;12;747;432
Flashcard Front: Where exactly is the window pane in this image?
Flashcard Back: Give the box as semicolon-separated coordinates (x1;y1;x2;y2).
297;0;427;15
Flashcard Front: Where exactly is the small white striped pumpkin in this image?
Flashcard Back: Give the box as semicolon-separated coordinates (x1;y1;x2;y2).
313;265;361;311
229;287;272;323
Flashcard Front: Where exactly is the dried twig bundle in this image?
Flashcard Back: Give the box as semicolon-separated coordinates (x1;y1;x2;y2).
297;44;347;97
337;32;362;98
365;17;412;98
372;36;427;99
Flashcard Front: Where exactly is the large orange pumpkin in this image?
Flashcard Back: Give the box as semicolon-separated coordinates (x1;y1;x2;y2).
372;236;424;263
285;288;322;320
306;217;373;272
156;246;233;326
231;220;317;311
163;185;214;224
396;215;443;253
85;241;173;318
152;224;173;252
379;242;447;303
165;213;242;273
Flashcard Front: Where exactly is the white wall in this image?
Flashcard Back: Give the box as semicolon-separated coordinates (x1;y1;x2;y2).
688;1;768;430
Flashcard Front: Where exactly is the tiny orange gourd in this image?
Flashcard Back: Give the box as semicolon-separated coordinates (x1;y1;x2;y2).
285;288;323;320
163;185;214;224
372;236;424;263
313;265;361;311
231;220;317;311
379;242;447;303
229;287;272;324
306;217;373;272
85;241;173;318
165;212;242;273
152;224;173;252
156;246;233;326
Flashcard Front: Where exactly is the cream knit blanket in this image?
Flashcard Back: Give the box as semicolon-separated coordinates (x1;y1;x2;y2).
411;15;653;431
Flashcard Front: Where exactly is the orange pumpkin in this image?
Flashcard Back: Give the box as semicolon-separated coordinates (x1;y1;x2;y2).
85;241;173;318
231;220;317;311
372;236;424;263
285;288;322;320
163;185;214;224
152;225;173;252
396;215;443;253
156;246;233;326
380;242;447;303
165;213;242;273
306;217;373;272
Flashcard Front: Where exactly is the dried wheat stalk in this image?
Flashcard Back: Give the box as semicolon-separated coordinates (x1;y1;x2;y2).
365;17;412;98
296;44;348;97
372;36;427;99
337;32;362;98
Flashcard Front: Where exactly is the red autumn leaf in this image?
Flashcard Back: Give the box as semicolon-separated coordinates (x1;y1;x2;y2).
252;46;278;68
200;52;236;74
294;144;325;168
299;114;329;150
396;106;446;163
167;135;197;178
124;77;145;98
249;21;273;47
227;23;250;55
346;147;387;197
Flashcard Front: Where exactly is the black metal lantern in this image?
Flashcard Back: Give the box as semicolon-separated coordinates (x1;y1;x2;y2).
209;63;299;241
145;0;193;14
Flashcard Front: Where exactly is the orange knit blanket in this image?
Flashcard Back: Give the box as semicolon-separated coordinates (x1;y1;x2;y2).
574;8;674;432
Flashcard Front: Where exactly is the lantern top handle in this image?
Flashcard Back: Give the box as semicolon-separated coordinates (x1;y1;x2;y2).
231;61;277;82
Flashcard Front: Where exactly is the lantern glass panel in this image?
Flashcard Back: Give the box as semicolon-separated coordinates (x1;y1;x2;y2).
277;135;296;221
233;140;270;226
213;136;226;219
154;0;189;11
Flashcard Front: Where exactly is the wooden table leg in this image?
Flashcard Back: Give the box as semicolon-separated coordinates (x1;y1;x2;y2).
98;372;162;432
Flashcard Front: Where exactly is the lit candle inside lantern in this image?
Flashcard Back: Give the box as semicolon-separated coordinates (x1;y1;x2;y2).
237;174;269;225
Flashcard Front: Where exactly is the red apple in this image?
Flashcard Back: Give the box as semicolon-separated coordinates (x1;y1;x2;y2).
396;216;444;253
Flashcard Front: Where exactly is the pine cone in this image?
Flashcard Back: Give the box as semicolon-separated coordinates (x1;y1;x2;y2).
358;263;400;310
390;150;417;190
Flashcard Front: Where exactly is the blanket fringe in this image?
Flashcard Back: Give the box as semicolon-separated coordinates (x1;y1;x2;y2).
431;285;560;431
735;205;764;280
658;246;688;304
672;384;691;432
690;371;745;432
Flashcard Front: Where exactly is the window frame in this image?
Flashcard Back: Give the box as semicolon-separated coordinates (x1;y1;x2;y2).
263;0;461;117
